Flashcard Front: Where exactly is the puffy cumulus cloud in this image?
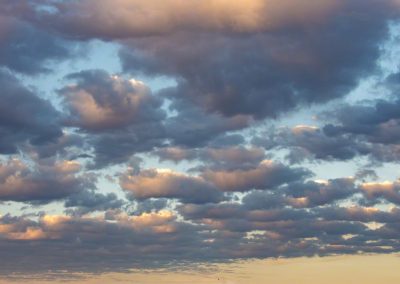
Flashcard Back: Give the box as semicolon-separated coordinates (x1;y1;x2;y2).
120;168;224;204
57;70;168;168
0;70;62;154
253;125;370;163
25;133;86;160
323;97;400;162
288;97;400;163
254;97;400;164
202;160;310;192
134;198;169;215
0;215;49;241
0;158;94;203
88;121;166;168
242;191;288;210
64;190;125;216
154;146;265;169
284;178;357;208
360;181;400;205
230;178;357;210
31;0;342;38
60;70;165;131
324;99;400;144
164;100;251;148
320;74;400;153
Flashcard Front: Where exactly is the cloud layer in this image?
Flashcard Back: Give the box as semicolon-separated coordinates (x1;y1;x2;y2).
1;0;400;279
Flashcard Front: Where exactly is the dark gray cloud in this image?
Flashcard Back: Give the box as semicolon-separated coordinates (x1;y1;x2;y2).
27;133;86;160
0;1;72;74
64;190;125;215
88;122;167;168
164;99;251;148
284;178;357;208
253;96;400;164
242;191;289;210
0;70;62;154
323;99;400;143
133;198;169;215
178;203;246;221
253;125;370;163
314;98;400;163
118;0;394;120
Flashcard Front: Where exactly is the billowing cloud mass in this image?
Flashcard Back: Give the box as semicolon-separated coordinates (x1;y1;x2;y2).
31;0;342;37
2;0;400;280
61;70;164;131
117;0;396;119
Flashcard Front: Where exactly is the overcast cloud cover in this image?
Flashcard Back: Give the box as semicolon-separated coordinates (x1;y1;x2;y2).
2;0;400;279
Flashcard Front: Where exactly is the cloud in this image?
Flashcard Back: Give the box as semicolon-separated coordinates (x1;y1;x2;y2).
58;70;167;168
31;0;342;38
0;211;206;275
61;70;165;131
0;158;94;203
253;125;370;163
285;178;357;208
118;0;394;120
64;190;125;215
293;97;400;163
360;181;400;205
164;100;251;147
120;168;224;204
254;95;400;164
202;160;310;192
0;70;62;154
13;0;393;121
2;0;400;278
154;146;265;169
0;9;71;74
1;180;400;275
80;120;166;169
323;99;400;144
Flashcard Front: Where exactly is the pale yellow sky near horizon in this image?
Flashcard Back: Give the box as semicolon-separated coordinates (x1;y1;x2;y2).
1;254;399;284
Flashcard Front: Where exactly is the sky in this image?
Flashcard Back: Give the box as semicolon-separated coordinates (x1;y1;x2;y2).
1;0;400;283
